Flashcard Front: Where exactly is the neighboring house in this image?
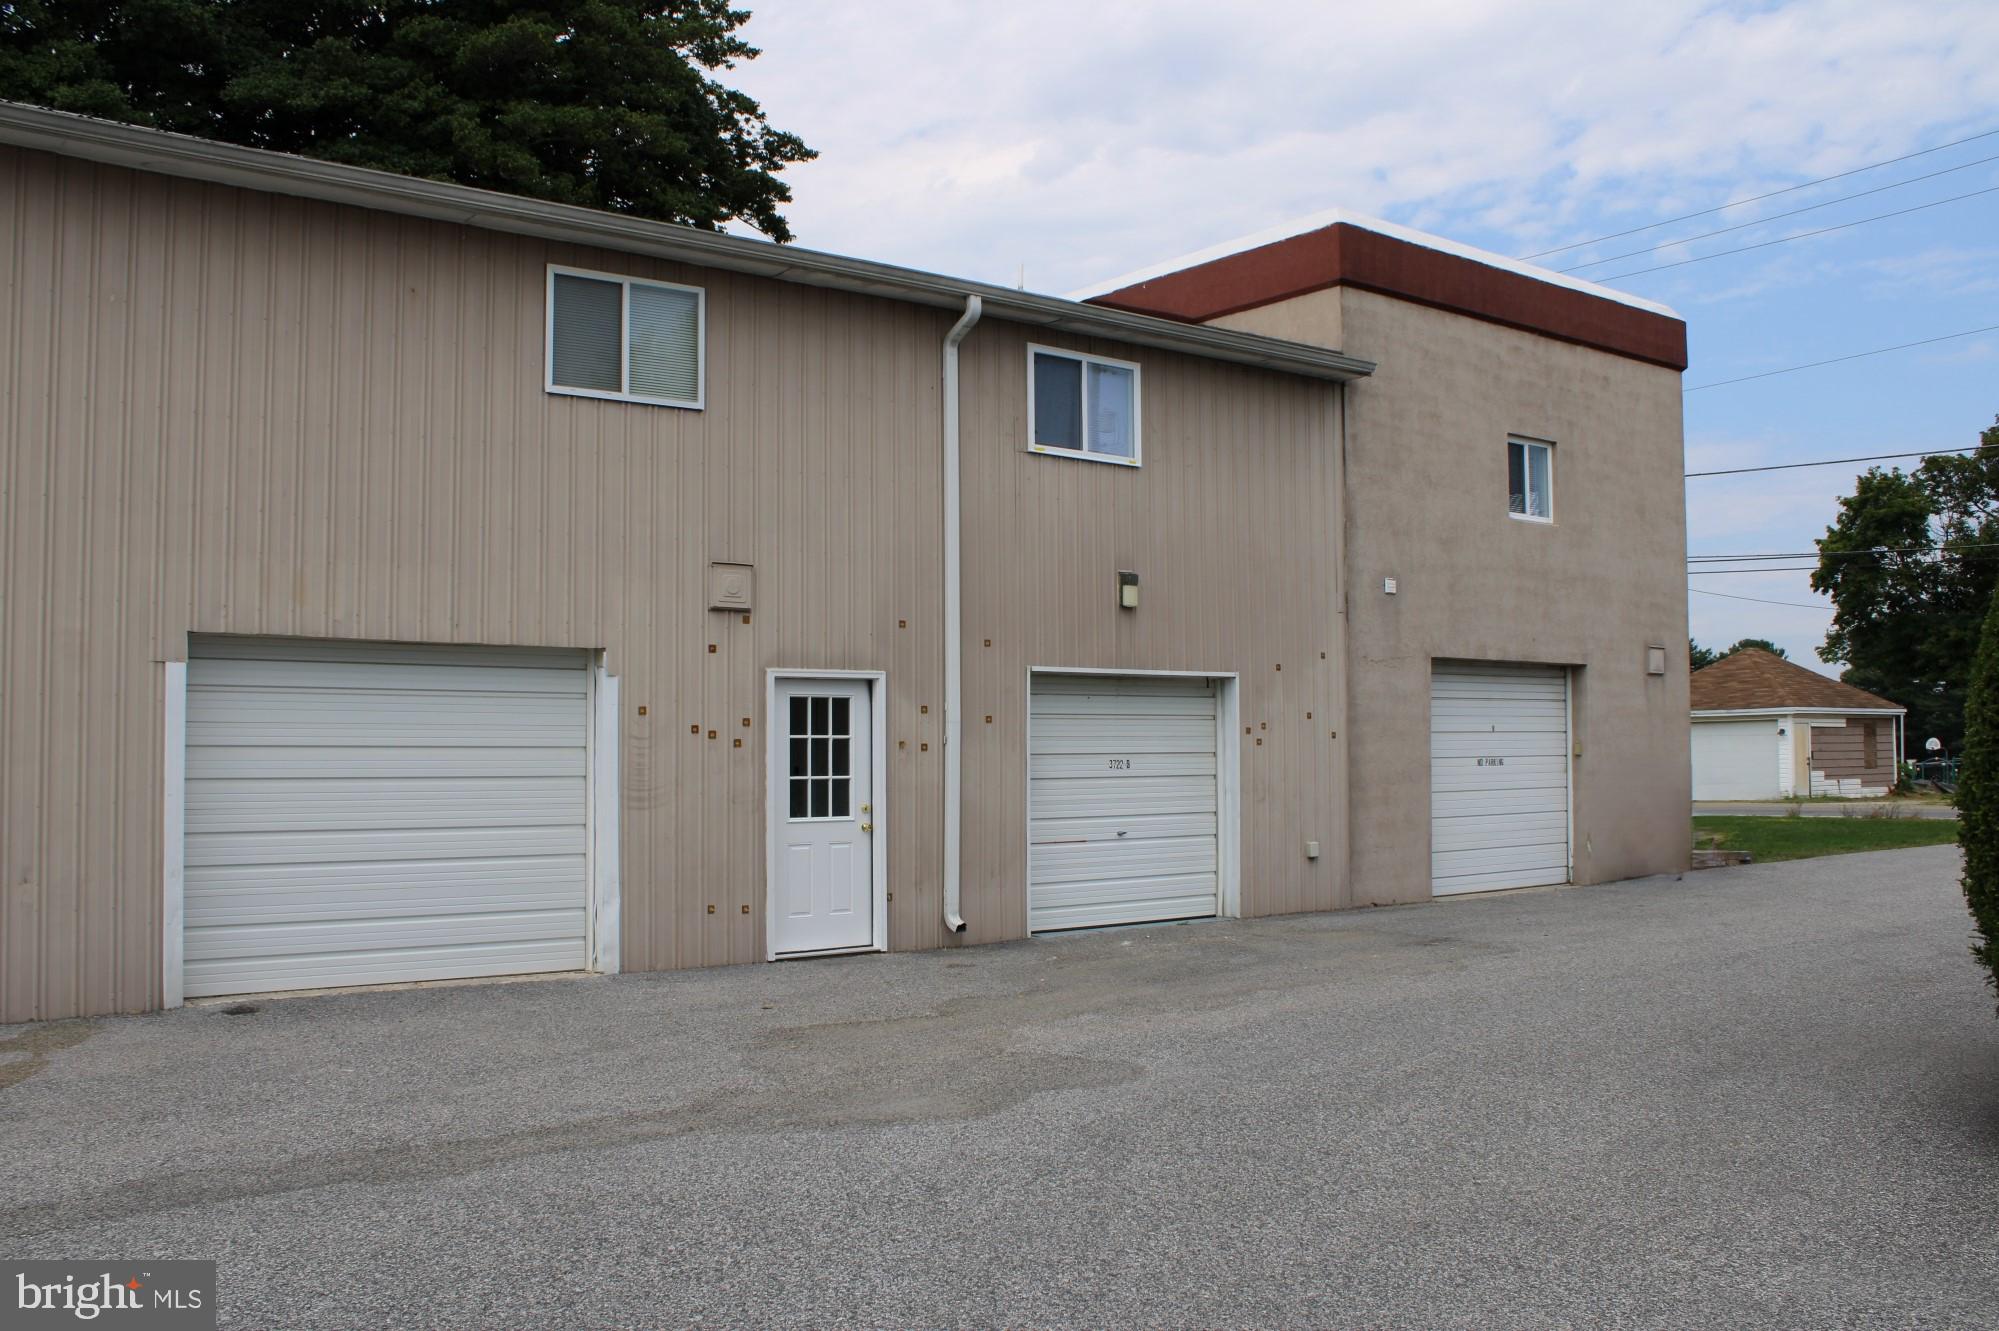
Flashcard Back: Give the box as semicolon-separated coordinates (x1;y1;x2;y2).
1689;649;1905;799
0;104;1690;1024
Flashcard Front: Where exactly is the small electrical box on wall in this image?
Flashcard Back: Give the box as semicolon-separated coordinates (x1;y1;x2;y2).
1117;571;1140;610
1646;644;1667;675
708;562;754;611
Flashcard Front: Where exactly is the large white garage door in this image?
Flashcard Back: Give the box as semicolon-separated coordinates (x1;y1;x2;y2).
1029;675;1220;932
1691;718;1781;800
1431;662;1571;896
184;638;592;997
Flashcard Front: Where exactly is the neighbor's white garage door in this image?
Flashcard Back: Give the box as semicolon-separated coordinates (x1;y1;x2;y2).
1430;662;1571;896
1691;718;1781;801
1029;675;1220;931
184;638;592;997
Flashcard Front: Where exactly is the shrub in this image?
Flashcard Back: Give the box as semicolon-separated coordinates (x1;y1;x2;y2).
1955;580;1999;1013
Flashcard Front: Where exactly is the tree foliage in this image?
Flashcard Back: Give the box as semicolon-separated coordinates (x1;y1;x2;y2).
1954;577;1999;1013
0;0;815;239
1813;415;1999;756
1689;637;1786;670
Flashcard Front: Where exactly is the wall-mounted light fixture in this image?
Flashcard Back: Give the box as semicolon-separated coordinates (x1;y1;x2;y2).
1117;570;1140;610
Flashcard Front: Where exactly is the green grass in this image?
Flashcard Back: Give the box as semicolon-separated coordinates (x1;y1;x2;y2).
1693;814;1960;863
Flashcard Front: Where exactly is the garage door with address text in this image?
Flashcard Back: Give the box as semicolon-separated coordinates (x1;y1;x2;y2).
1430;662;1571;896
184;638;591;997
1029;675;1220;932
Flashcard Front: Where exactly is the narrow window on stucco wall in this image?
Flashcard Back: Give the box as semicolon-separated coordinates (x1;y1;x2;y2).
1508;437;1553;522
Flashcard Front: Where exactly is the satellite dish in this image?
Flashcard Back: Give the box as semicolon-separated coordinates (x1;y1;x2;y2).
1926;737;1943;753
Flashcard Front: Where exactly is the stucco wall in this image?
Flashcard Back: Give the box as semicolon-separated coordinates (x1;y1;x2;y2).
1216;286;1691;901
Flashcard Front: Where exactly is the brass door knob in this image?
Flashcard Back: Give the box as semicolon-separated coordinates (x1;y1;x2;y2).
860;822;874;833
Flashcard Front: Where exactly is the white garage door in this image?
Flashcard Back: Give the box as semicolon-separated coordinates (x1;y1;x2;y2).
1431;662;1571;896
1691;718;1781;801
184;638;592;997
1029;675;1220;932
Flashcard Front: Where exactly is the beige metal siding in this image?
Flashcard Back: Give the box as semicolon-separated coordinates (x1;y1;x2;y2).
0;144;1344;1020
958;322;1346;939
0;145;953;1019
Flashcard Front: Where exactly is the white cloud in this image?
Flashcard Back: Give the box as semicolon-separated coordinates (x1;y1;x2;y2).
728;0;1999;291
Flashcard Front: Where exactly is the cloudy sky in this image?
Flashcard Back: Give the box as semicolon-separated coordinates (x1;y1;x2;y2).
726;1;1999;676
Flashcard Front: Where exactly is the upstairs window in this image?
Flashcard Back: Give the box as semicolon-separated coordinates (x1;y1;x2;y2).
1508;437;1553;522
1030;346;1140;465
547;266;704;409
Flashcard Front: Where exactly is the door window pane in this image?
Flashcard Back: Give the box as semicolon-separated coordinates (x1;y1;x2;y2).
786;691;861;819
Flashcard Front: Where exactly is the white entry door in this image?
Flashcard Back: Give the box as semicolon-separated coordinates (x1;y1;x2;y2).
769;679;877;956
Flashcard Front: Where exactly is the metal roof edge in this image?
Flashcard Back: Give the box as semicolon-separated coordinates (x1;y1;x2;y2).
0;101;1374;383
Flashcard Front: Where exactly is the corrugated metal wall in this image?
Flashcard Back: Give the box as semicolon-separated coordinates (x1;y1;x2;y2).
957;324;1348;940
0;144;1345;1022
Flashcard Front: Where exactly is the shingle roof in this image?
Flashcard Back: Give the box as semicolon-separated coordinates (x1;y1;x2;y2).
1689;649;1903;713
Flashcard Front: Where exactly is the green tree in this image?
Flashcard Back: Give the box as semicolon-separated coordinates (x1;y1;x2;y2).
1954;578;1999;1012
1689;637;1787;669
1813;415;1999;757
0;0;814;240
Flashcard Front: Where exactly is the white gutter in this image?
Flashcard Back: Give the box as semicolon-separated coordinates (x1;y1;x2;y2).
942;295;982;935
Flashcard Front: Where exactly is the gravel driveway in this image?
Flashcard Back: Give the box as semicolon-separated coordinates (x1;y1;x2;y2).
3;846;1995;1329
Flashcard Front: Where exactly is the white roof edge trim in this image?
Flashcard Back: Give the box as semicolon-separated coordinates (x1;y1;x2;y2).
1069;205;1679;320
0;101;1374;383
1692;707;1906;718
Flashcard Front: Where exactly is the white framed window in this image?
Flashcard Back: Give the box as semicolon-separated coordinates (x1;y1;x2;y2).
1028;345;1141;466
1508;437;1553;522
546;265;704;409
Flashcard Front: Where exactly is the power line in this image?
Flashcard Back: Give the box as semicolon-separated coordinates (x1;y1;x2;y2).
1521;126;1999;260
1557;151;1999;273
1689;566;1820;575
1689;586;1829;609
1686;441;1998;473
1690;541;1999;561
1595;182;1999;281
1684;327;1999;394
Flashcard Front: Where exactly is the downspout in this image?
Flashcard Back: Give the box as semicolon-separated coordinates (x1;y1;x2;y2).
942;295;982;934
